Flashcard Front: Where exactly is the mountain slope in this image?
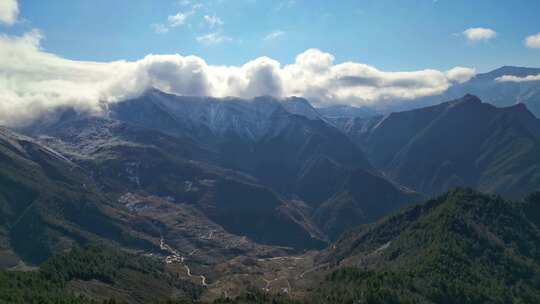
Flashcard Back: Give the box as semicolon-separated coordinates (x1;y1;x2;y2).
107;91;429;241
22;115;326;250
4;189;540;303
0;244;203;304
109;90;322;144
320;188;540;303
317;104;378;119
0;127;155;265
109;90;374;204
347;95;540;197
313;169;423;240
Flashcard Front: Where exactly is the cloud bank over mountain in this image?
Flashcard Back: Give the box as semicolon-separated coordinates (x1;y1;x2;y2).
0;30;475;126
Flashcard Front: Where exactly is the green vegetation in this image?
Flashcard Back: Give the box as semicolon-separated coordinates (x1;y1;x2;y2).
211;289;301;304
312;266;540;304
322;188;540;303
0;244;203;304
3;189;540;303
0;270;91;304
314;268;422;304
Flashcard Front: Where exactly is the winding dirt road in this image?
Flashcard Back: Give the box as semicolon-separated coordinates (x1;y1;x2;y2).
160;236;208;287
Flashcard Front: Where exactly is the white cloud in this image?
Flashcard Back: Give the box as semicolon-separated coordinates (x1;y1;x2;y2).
179;0;202;10
463;27;497;42
168;11;192;27
151;23;169;34
196;32;231;45
496;74;540;83
152;6;200;34
445;67;476;84
264;30;285;41
525;32;540;49
0;32;476;126
0;0;18;25
203;15;223;28
275;0;296;11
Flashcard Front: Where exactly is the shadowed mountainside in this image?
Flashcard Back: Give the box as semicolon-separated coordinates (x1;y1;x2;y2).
338;95;540;197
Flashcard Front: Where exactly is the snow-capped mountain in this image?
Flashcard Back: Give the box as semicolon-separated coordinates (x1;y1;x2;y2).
109;89;323;142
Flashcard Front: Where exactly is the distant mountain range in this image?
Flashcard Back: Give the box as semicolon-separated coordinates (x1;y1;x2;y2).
105;90;420;238
336;94;540;197
444;66;540;117
370;66;540;118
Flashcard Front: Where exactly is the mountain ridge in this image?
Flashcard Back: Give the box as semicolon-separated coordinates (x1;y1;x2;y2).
336;94;540;197
313;188;540;303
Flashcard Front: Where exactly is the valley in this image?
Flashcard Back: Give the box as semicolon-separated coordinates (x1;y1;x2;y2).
1;90;540;303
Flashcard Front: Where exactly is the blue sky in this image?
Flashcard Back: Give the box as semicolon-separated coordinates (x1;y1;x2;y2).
5;0;540;72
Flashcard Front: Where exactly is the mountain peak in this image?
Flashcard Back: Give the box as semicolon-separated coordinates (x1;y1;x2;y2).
280;96;322;120
461;94;482;104
434;94;482;110
445;94;482;108
283;96;308;102
508;102;529;112
142;87;169;98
